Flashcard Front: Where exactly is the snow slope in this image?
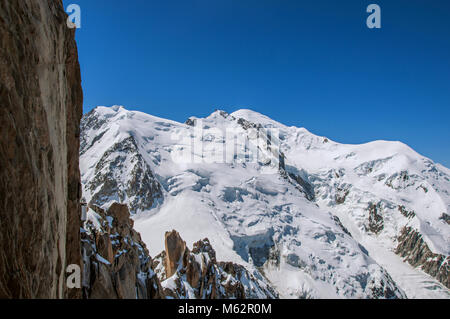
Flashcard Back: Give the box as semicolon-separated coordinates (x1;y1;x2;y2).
80;106;449;298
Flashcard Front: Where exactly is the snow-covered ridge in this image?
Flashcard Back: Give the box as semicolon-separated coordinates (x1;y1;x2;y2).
80;105;449;298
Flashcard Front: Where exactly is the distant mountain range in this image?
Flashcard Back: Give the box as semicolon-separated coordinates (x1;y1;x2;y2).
80;105;450;299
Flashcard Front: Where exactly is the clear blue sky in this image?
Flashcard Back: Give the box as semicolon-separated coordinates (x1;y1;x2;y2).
63;0;450;167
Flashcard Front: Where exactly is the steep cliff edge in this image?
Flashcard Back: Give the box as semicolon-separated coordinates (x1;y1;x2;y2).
153;230;277;299
81;204;277;299
0;0;83;298
81;203;163;299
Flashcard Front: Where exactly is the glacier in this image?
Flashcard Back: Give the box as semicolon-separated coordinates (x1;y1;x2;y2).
80;105;449;299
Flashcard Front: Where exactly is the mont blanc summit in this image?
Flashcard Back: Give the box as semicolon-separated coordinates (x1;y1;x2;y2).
80;105;450;299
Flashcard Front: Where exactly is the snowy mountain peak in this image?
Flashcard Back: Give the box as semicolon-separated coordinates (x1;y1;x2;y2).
231;108;288;129
80;105;450;299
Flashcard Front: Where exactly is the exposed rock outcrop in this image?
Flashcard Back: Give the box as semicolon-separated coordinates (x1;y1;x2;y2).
81;203;163;299
332;216;352;237
164;231;187;278
398;205;416;219
335;185;350;205
80;109;163;215
82;210;277;299
152;230;277;299
396;227;449;288
0;0;82;298
367;202;384;235
440;213;450;225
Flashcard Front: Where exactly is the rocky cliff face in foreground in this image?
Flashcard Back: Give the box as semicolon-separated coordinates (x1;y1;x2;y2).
82;204;275;299
81;203;163;299
153;230;277;299
0;0;83;298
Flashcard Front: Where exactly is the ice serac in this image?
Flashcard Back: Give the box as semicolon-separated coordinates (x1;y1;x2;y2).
0;0;83;298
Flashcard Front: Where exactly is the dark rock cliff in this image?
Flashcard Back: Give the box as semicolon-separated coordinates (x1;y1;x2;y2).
396;227;449;289
81;206;277;299
81;203;163;299
153;230;278;299
0;0;83;298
